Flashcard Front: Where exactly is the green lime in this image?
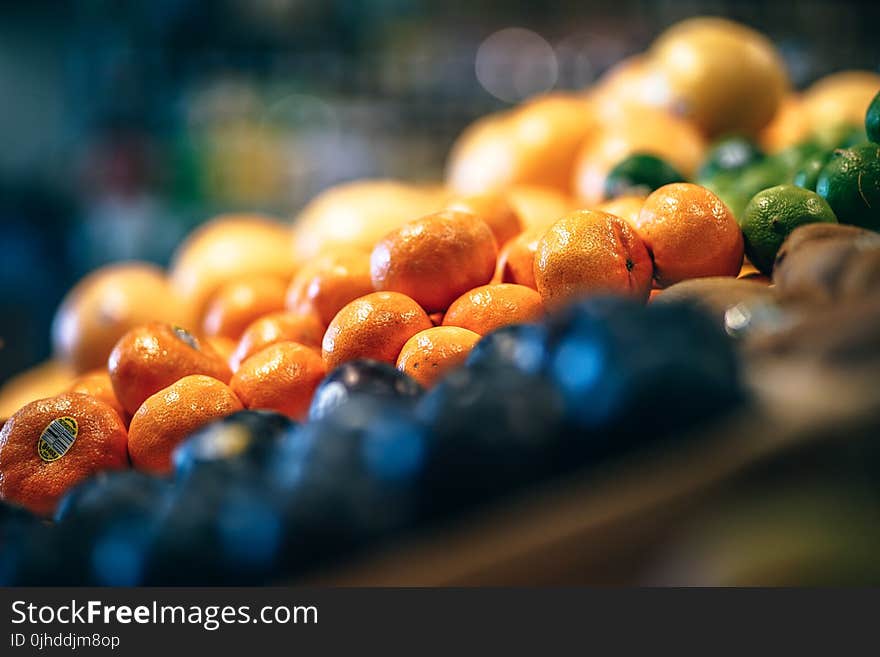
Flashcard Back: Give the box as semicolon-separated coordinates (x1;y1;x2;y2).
698;136;764;181
774;140;823;181
722;158;789;220
793;150;834;191
816;143;880;230
740;184;838;274
866;90;880;144
604;153;686;199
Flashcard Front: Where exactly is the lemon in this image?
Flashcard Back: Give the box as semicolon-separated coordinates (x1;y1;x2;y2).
649;18;789;136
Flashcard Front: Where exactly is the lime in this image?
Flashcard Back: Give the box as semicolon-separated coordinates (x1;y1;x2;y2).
721;158;789;220
793;151;833;191
866;90;880;144
816;143;880;230
604;153;686;199
774;141;823;180
698;136;764;180
740;184;838;274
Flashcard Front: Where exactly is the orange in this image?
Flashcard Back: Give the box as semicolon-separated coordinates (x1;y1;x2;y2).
108;323;232;416
229;311;324;372
635;183;744;287
597;195;646;229
170;214;294;322
201;275;287;340
291;180;450;262
204;336;237;364
52;263;193;374
230;342;325;421
66;370;126;422
371;210;498;313
322;291;433;370
446;193;523;247
396;326;480;388
494;226;546;289
534;210;654;308
505;184;574;231
589;55;674;114
127;375;242;474
443;284;544;335
760;95;811;153
285;248;374;327
446;94;595;194
0;360;74;420
572;104;706;206
0;393;128;515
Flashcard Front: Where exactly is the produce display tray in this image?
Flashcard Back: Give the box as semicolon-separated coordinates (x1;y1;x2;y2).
306;356;880;585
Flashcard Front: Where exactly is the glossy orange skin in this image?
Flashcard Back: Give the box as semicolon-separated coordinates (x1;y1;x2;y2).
66;370;127;422
371;211;498;313
230;342;326;421
230;311;324;372
597;195;646;229
285;249;374;327
495;227;545;289
396;326;480;388
635;183;744;287
446;193;524;247
108;323;232;416
51;263;193;374
127;375;242;474
204;336;238;364
0;393;129;515
443;284;544;335
201;275;287;340
534;210;654;308
322;292;433;370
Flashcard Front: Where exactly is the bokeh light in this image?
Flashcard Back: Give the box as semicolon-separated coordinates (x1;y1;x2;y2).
475;28;559;103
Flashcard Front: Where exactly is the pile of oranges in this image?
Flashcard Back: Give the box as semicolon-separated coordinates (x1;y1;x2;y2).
1;16;879;517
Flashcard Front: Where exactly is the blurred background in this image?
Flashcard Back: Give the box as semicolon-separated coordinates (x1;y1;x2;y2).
1;0;879;382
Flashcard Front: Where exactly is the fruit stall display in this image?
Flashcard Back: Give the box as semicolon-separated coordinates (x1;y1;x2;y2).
1;17;880;585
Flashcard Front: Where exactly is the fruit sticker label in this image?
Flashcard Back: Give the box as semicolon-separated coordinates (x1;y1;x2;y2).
37;416;78;462
173;325;200;351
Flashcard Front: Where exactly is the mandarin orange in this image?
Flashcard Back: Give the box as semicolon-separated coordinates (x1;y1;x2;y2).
322;292;432;370
230;311;324;372
371;210;497;313
201;275;287;340
285;248;374;327
443;284;544;335
534;210;654;307
396;326;480;388
127;375;242;474
230;342;325;421
108;323;232;416
0;393;128;515
634;183;744;287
